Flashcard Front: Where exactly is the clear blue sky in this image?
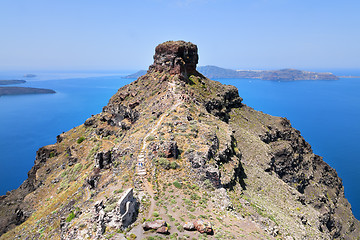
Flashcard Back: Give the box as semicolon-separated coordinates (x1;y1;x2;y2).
0;0;359;71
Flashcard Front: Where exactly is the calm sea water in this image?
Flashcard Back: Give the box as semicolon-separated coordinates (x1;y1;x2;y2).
0;71;359;220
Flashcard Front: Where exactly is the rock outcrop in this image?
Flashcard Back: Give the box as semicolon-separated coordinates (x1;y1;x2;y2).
149;40;198;79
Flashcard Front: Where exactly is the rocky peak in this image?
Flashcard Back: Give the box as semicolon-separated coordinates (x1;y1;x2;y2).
149;40;198;78
1;40;359;240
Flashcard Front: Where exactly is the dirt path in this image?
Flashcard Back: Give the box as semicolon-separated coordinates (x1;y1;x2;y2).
135;79;182;178
130;80;182;238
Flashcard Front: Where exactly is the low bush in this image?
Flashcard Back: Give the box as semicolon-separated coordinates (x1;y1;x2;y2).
77;136;85;144
173;180;182;189
146;135;155;142
66;211;75;222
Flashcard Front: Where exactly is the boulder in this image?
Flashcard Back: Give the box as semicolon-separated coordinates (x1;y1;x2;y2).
193;219;213;234
84;117;95;126
156;226;169;234
183;222;195;231
142;220;167;231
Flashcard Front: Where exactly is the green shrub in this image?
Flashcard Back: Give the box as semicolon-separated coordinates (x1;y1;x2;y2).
173;180;182;189
87;143;100;159
158;158;170;169
113;189;124;194
184;199;192;205
203;179;213;189
72;163;82;173
104;202;117;213
66;211;75;222
146;135;155;142
77;136;85;144
170;161;179;169
190;193;200;200
128;233;137;240
158;152;166;158
153;211;159;217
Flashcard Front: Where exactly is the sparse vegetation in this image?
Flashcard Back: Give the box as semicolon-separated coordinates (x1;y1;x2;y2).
77;136;85;144
173;180;182;189
146;135;155;141
65;211;75;222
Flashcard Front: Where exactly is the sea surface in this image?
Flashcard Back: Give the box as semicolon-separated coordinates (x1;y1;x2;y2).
0;70;359;220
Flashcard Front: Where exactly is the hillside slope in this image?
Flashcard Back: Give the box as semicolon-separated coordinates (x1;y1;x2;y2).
0;41;358;240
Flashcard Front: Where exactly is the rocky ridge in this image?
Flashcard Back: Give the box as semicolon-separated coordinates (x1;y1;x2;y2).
0;40;358;240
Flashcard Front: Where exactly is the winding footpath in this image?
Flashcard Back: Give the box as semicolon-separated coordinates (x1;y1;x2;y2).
137;80;182;206
130;79;182;238
135;80;182;179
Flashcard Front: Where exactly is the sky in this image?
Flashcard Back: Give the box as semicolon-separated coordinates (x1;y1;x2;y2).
0;0;359;71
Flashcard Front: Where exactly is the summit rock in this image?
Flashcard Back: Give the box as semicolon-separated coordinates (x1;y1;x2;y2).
149;40;198;79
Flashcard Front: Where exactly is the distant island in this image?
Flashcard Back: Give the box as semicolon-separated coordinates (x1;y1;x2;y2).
0;80;26;85
339;75;360;78
23;74;37;78
0;87;56;96
122;70;147;79
124;66;339;81
198;66;339;81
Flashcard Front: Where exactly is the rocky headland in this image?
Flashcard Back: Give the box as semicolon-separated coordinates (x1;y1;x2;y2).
0;41;358;239
0;87;56;96
0;80;56;96
0;80;26;85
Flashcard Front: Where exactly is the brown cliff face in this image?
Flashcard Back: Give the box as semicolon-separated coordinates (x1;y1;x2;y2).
0;41;359;240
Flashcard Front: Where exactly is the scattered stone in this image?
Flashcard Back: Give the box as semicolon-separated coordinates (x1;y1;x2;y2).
56;134;64;143
129;101;139;109
183;222;195;231
156;226;169;234
300;215;307;225
212;188;231;210
193;219;213;234
68;157;78;166
142;220;167;231
84;117;95;126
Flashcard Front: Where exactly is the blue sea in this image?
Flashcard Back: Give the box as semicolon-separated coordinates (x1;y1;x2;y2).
0;70;359;220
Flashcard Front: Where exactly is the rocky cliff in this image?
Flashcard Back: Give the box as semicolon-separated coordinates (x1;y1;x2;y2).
0;41;358;240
